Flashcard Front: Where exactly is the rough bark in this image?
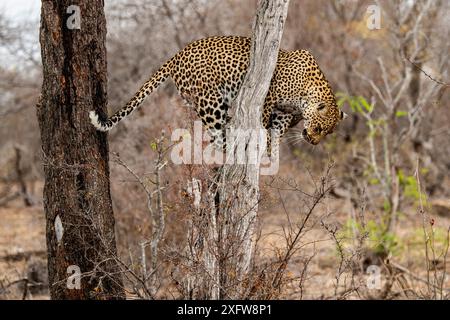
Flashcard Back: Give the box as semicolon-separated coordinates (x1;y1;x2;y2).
209;0;290;299
37;0;125;299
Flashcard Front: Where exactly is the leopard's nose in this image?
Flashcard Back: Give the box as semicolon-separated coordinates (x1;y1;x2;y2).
302;128;319;145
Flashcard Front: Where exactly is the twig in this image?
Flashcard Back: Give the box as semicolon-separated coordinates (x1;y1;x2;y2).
389;260;450;292
404;56;450;87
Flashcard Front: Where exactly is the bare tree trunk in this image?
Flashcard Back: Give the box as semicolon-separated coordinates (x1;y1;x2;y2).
207;0;290;299
37;1;125;299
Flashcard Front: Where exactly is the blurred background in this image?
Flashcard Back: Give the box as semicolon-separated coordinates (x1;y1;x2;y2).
0;0;449;299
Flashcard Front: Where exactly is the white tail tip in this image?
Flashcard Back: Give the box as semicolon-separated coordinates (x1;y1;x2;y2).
89;111;109;132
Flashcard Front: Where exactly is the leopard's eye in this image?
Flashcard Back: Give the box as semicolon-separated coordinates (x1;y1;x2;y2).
314;126;322;133
317;103;326;111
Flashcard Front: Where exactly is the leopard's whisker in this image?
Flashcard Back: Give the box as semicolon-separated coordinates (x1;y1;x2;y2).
284;134;307;145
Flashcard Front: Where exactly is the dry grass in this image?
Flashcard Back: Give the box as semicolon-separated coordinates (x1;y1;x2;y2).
1;142;448;299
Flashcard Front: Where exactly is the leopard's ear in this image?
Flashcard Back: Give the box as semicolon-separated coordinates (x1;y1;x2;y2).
340;110;348;120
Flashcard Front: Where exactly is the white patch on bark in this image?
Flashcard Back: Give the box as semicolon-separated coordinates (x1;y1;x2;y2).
55;215;64;243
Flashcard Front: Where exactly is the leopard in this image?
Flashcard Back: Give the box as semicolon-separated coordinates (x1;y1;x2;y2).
89;36;347;154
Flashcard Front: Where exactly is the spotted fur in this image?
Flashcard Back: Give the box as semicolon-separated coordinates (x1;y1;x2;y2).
90;36;346;150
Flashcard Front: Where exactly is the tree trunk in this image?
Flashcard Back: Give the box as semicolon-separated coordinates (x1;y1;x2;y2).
209;0;290;299
37;1;125;299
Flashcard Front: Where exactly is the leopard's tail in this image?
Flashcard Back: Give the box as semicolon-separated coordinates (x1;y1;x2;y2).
89;58;174;132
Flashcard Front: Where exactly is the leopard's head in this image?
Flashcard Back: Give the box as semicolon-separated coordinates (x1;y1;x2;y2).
301;96;347;145
298;52;347;145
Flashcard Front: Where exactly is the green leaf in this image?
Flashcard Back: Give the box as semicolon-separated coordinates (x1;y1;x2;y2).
350;99;363;113
397;169;405;184
395;110;408;117
337;97;346;108
383;199;391;213
358;96;373;113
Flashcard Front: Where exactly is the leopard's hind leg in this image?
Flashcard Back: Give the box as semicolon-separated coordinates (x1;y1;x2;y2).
195;94;231;150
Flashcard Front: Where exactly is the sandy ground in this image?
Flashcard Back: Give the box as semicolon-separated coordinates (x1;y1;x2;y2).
0;203;47;299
